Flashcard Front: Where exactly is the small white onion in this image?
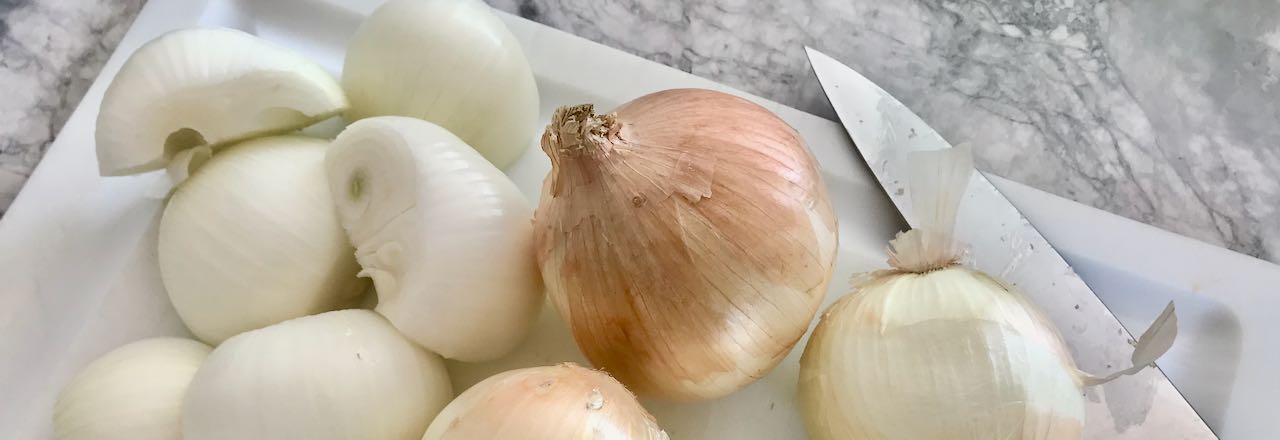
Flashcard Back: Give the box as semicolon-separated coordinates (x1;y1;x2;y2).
342;0;539;168
96;27;346;176
182;309;452;440
159;136;365;344
53;338;211;440
325;116;542;362
424;363;667;439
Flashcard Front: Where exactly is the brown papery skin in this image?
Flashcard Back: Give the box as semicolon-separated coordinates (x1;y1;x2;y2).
534;88;839;401
422;364;666;439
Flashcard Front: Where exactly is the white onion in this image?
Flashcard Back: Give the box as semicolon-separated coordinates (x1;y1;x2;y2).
159;136;365;344
53;338;211;440
800;269;1088;439
342;0;539;168
182;310;452;440
797;145;1177;439
96;27;346;176
325;116;542;361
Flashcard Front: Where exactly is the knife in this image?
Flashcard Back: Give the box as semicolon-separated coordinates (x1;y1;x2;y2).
805;47;1216;439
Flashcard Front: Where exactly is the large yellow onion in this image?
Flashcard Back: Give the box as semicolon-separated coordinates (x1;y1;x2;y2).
533;88;838;400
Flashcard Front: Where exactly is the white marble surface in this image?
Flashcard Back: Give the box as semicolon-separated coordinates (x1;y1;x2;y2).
2;0;1278;264
0;0;143;210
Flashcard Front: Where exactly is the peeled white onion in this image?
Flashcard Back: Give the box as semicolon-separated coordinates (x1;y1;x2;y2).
423;363;667;439
342;0;539;168
159;136;365;344
53;338;211;440
800;269;1088;439
96;27;346;176
325;116;542;362
798;145;1177;439
182;310;452;440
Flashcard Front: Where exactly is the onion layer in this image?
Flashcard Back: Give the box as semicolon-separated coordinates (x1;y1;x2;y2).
534;88;838;400
96;27;346;176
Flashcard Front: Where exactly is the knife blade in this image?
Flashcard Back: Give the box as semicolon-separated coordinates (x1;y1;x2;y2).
805;46;1216;439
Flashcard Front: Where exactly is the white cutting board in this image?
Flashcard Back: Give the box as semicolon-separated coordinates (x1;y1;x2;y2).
0;0;1276;438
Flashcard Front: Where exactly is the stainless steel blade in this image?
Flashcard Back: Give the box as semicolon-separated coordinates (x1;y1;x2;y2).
806;47;1216;439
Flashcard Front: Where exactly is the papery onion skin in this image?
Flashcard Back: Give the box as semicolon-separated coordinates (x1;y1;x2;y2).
159;136;366;344
325;116;543;362
534;88;838;401
423;363;667;439
798;267;1085;440
96;27;347;176
342;0;539;169
53;338;211;440
182;310;452;440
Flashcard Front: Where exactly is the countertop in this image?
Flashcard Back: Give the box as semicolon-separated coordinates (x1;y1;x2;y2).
2;0;1278;263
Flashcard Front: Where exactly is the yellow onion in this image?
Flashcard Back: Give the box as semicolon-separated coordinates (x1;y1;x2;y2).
798;145;1177;440
423;363;666;439
533;88;838;400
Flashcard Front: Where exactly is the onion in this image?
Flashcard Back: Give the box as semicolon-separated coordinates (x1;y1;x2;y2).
797;145;1178;439
96;27;346;177
423;364;667;439
533;88;839;400
342;0;539;168
182;310;452;440
53;338;211;440
325;116;542;362
159;136;365;344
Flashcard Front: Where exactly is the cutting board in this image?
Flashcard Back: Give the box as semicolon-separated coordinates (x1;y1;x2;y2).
1;0;1277;438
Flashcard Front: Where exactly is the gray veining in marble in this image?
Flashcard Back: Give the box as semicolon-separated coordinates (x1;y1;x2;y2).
1;0;1277;264
0;0;144;213
490;0;1280;263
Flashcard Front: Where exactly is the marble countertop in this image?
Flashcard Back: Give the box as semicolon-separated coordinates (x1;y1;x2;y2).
2;0;1277;264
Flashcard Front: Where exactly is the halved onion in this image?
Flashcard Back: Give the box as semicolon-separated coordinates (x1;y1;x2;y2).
95;27;346;176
